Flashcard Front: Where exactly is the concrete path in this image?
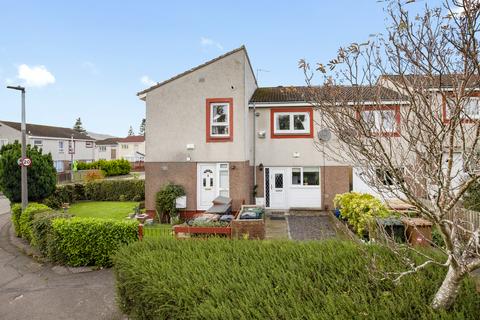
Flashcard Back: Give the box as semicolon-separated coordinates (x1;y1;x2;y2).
0;197;124;320
287;214;338;241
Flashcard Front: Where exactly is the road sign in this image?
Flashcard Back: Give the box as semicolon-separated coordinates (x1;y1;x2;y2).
17;157;32;167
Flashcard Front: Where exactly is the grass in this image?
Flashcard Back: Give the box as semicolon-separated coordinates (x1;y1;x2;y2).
68;201;138;220
143;224;173;239
114;239;480;319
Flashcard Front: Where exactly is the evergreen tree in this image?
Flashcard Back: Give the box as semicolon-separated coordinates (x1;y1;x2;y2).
73;118;86;133
128;126;134;136
139;118;146;136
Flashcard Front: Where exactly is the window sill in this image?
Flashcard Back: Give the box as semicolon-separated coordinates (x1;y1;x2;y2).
271;132;313;139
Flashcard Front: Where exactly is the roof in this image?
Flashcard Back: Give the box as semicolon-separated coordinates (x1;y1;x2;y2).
249;85;404;104
95;137;122;145
380;74;480;89
118;135;145;143
137;45;256;96
0;121;94;140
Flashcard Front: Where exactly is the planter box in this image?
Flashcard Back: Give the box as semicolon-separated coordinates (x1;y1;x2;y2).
231;205;266;240
173;225;232;238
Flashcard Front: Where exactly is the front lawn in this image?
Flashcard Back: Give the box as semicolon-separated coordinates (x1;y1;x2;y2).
68;201;138;220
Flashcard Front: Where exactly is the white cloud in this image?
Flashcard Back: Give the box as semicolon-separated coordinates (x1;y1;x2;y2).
140;75;156;87
17;64;55;87
82;61;99;75
200;37;223;50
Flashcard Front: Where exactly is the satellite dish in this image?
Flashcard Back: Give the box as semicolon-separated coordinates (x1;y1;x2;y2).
317;128;331;142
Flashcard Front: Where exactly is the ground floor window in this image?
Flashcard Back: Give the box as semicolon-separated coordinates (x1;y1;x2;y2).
54;161;65;172
291;167;320;186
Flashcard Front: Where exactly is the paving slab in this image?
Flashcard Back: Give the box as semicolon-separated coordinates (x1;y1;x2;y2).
287;213;338;241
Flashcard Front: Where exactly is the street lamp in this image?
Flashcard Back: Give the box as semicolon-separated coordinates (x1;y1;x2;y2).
6;85;28;210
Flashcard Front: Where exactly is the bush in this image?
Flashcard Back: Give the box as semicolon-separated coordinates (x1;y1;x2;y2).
84;170;105;182
50;217;138;267
334;192;390;236
463;180;480;211
114;239;480;319
11;203;22;237
0;142;56;202
77;159;131;177
84;180;144;202
31;211;72;256
155;183;185;220
18;203;51;241
42;184;86;209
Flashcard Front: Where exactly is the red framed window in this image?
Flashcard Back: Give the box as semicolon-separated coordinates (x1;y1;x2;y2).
442;93;480;124
206;98;233;142
357;105;401;137
270;107;314;139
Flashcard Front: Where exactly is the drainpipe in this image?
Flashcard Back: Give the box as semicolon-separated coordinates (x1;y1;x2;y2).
253;103;256;195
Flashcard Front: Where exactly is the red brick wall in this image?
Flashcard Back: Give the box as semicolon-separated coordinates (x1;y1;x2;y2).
321;166;352;210
231;219;265;239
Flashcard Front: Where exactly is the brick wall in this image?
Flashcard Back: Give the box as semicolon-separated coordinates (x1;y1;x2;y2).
231;219;265;239
321;166;352;210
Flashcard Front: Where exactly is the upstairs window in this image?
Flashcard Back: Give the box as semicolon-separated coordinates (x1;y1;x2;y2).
58;141;64;153
206;98;233;142
33;140;43;147
85;141;94;148
121;144;129;149
358;106;400;137
99;146;107;152
443;96;480;122
271;108;313;138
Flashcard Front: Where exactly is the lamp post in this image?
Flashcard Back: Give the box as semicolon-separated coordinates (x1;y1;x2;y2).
6;85;28;210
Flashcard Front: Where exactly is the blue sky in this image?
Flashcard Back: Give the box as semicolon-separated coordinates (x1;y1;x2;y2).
0;0;440;136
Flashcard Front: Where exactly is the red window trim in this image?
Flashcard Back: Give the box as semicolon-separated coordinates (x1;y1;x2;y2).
442;92;480;124
270;107;314;139
206;98;234;143
356;105;401;137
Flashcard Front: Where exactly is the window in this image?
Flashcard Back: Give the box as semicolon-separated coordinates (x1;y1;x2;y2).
358;106;400;136
58;141;64;153
33;140;43;147
271;108;313;138
218;163;229;197
291;167;320;186
375;168;404;186
121;144;129;149
99;146;107;152
0;139;8;148
85;141;94;148
206;98;233;142
54;161;64;172
444;96;480;122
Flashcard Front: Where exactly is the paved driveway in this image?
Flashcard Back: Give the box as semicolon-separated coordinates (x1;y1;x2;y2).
0;198;124;320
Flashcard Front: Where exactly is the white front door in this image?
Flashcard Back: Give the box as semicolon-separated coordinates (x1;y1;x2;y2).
269;168;287;209
198;164;216;210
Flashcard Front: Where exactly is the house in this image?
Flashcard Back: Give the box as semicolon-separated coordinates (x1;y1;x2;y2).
94;136;145;163
0;120;95;172
137;45;406;216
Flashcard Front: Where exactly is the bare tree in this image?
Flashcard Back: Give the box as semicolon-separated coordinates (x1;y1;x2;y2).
299;0;480;310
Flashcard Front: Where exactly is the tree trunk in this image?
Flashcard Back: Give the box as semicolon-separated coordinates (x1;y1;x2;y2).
431;265;463;310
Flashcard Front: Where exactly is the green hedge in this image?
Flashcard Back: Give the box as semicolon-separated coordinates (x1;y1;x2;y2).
114;239;480;319
43;184;86;209
84;180;144;202
11;203;22;237
31;211;72;257
17;203;51;241
77;159;131;177
50;217;138;267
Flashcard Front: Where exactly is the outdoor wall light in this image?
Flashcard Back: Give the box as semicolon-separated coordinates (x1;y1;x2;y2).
259;163;264;171
293;152;300;158
186;144;195;151
257;130;266;138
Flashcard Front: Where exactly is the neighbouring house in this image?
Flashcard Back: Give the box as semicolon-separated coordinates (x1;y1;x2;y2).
94;135;145;163
0;120;95;173
137;45;407;216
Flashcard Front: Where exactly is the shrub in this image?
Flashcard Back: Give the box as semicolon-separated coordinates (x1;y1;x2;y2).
50;217;138;267
155;183;185;220
42;184;86;209
77;159;131;177
0;142;56;202
84;170;105;182
334;192;390;236
31;211;72;256
114;239;480;319
84;180;144;202
11;203;22;236
463;180;480;211
18;203;51;242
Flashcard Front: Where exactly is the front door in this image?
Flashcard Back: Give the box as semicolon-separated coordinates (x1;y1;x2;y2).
197;164;217;210
111;148;116;160
269;168;287;209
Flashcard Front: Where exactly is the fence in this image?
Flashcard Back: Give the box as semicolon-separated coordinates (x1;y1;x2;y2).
445;208;480;231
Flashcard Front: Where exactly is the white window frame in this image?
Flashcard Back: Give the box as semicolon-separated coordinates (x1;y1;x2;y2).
121;144;129;149
445;97;480;120
99;146;107;152
0;139;8;148
85;141;94;148
58;141;64;153
210;102;230;138
274;112;310;135
217;163;230;197
361;110;397;133
33;139;43;147
291;167;320;187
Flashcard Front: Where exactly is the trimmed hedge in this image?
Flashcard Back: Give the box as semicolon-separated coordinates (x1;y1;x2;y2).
50;217;138;267
84;180;144;202
77;159;131;177
114;239;480;319
17;203;51;241
43;183;86;209
31;211;72;257
11;203;22;237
